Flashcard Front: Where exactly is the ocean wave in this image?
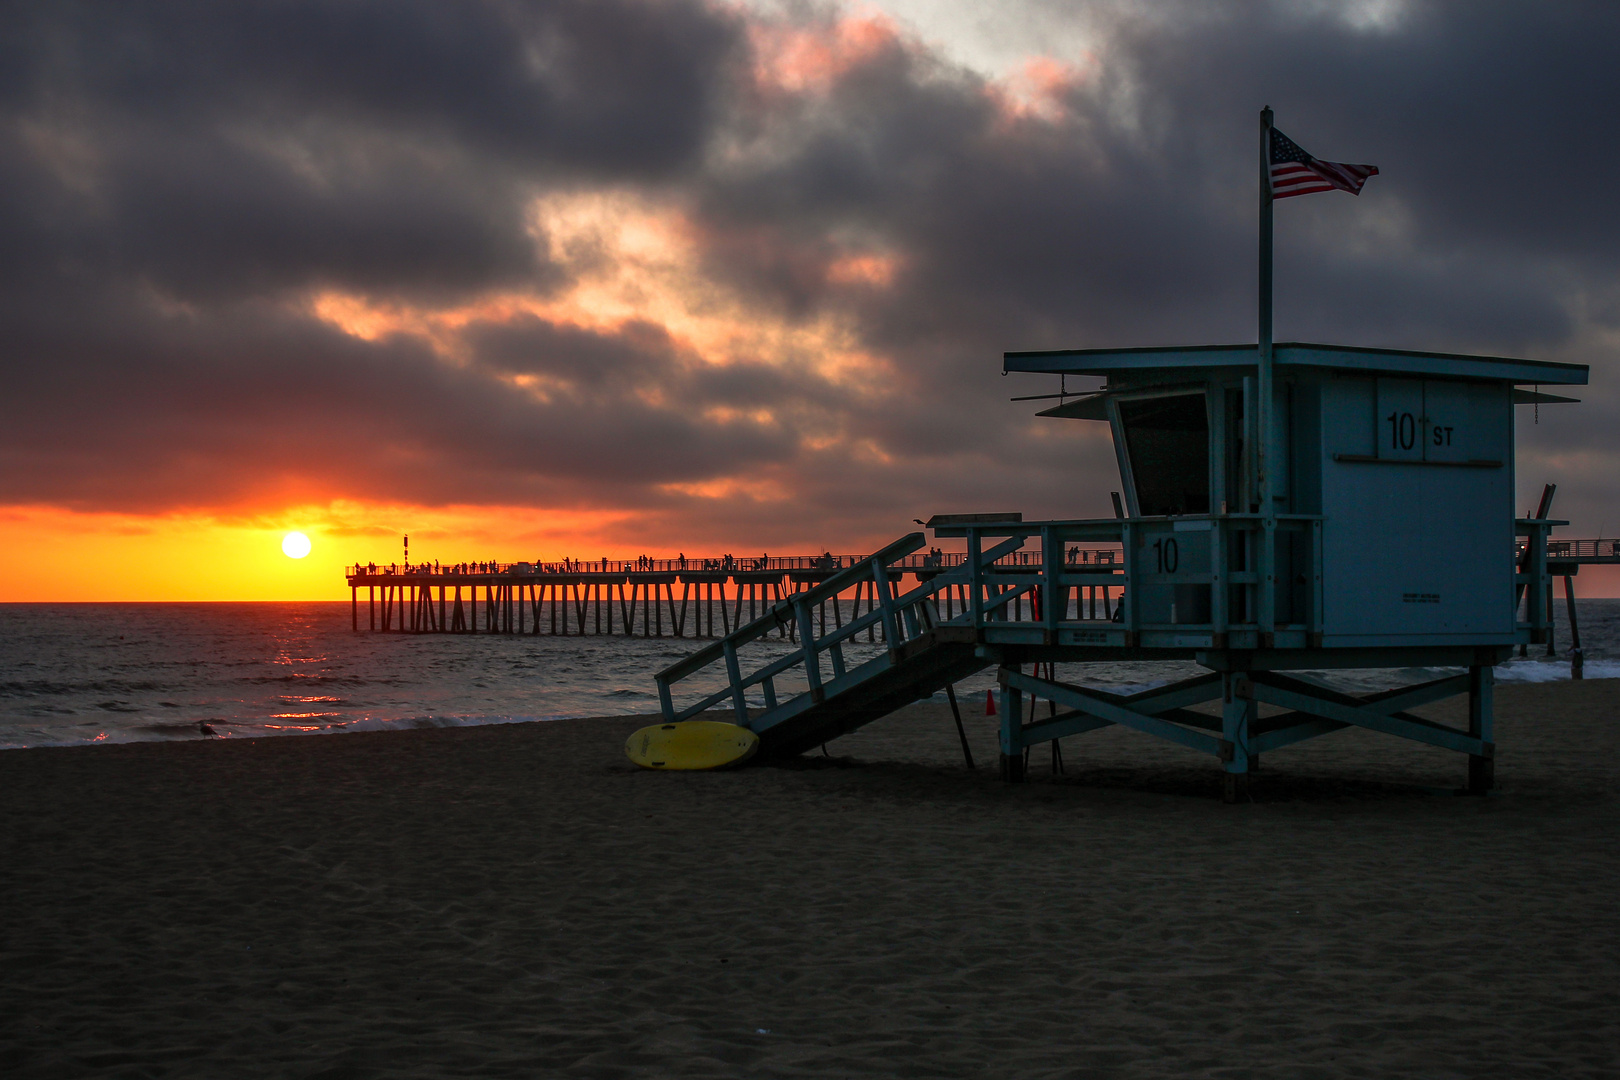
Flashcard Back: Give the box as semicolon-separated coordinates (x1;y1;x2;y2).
131;720;224;737
1497;658;1620;682
0;712;614;750
1;679;175;697
240;674;380;687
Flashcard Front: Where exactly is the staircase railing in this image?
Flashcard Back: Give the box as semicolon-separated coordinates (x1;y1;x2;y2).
655;532;977;726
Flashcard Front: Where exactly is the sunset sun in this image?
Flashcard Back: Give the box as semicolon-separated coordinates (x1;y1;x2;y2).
281;531;312;559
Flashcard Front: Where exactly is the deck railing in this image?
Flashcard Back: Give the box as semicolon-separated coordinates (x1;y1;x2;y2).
656;514;1330;724
942;514;1325;644
656;513;1578;724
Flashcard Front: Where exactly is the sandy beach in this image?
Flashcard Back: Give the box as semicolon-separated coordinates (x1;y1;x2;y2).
3;679;1619;1078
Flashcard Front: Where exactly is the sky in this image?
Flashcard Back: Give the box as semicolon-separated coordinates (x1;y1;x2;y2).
3;0;1619;600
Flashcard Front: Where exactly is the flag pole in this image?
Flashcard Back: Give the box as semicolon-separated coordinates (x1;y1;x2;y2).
1257;106;1274;514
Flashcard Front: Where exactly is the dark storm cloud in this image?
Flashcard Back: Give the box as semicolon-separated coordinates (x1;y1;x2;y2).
0;288;823;507
675;0;1620;526
1;0;1617;538
697;0;1615;355
0;0;742;304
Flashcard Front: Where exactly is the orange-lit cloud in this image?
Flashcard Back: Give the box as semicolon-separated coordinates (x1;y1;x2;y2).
309;189;892;380
990;55;1092;124
748;8;902;96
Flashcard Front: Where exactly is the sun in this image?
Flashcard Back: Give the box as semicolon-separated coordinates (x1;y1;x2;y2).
281;531;312;559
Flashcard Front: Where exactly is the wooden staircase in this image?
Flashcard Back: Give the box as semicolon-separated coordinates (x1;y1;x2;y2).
654;533;989;756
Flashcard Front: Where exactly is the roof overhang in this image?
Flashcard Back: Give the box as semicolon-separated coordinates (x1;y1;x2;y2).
1004;341;1589;386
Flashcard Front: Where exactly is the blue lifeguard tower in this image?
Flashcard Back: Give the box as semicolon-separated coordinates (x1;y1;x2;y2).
656;339;1585;799
656;110;1591;799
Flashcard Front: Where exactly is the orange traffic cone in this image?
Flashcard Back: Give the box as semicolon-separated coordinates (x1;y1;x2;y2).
985;689;997;716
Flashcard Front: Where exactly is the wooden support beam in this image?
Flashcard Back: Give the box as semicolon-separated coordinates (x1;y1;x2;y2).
999;666;1025;782
1468;664;1495;794
722;638;748;725
793;597;822;702
1245;671;1469;756
944;683;975;769
1564;575;1584;679
1002;668;1226;759
1546;581;1557;657
1019;707;1111;746
1221;671;1255;802
1244;676;1484;756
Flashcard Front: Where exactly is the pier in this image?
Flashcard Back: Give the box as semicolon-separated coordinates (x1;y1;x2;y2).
347;536;1615;648
346;546;1129;639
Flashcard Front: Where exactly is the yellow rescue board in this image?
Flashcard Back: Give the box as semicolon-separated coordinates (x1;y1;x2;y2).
626;720;760;770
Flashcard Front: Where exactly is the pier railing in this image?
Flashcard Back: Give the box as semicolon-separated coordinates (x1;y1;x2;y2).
344;548;1124;578
1518;537;1620;561
350;535;1615;581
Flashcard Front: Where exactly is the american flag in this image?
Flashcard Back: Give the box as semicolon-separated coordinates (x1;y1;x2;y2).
1269;127;1378;199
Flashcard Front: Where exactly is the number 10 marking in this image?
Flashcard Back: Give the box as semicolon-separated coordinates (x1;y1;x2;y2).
1387;411;1457;450
1386;411;1416;450
1152;537;1178;574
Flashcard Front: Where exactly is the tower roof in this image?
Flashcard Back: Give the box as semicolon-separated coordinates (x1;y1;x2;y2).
1003;341;1588;385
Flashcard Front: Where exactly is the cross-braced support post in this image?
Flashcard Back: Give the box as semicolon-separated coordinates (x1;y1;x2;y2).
999;665;1025;782
1222;672;1257;804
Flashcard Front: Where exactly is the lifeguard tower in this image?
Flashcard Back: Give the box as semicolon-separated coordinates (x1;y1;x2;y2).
655;339;1585;799
655;110;1591;799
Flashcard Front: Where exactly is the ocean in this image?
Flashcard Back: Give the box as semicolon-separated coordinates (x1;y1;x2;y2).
3;600;1617;751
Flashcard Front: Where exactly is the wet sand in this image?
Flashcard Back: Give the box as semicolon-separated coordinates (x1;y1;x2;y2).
3;679;1619;1078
